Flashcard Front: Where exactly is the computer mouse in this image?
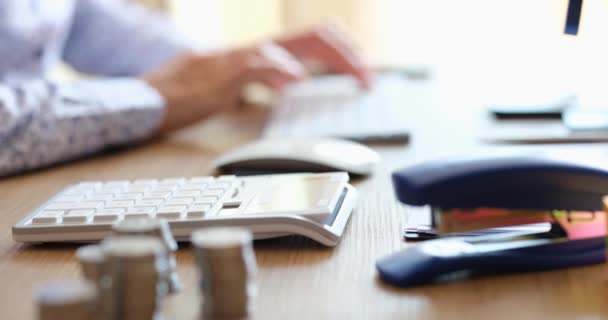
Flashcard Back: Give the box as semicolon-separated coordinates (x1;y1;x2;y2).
213;138;381;176
392;153;608;210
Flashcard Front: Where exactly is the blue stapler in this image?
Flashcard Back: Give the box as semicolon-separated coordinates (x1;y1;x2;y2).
377;154;608;287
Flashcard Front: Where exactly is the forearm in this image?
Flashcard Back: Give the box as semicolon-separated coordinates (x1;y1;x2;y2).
0;78;164;176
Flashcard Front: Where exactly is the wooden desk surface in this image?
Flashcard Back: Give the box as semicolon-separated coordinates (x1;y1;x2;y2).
2;76;608;320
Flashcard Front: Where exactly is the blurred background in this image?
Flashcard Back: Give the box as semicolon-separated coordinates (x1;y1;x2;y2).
134;0;608;106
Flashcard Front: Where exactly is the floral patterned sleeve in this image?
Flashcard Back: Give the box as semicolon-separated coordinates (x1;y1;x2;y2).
0;78;165;176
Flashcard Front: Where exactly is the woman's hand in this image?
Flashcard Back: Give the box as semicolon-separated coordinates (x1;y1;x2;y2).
143;24;370;134
276;23;371;88
144;43;306;134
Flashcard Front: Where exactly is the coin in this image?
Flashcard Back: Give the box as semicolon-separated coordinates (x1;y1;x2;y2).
75;244;115;320
112;218;182;293
36;279;97;320
76;244;106;281
191;227;257;319
102;236;166;320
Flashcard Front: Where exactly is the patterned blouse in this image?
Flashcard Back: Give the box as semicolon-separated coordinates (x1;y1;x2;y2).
0;0;188;176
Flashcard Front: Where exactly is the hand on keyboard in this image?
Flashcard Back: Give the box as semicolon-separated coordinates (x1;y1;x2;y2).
276;23;371;89
264;74;411;144
144;23;370;135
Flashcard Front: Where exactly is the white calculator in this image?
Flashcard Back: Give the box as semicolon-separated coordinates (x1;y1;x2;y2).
12;172;357;246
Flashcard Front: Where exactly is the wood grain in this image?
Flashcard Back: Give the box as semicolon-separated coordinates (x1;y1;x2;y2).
2;77;608;320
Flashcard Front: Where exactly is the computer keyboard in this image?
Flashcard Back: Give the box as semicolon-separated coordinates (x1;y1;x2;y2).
263;73;411;143
12;172;357;246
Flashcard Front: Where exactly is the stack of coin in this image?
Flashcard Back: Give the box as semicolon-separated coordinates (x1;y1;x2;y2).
112;218;182;293
191;227;257;319
75;245;112;320
102;236;168;320
36;279;97;320
76;244;105;281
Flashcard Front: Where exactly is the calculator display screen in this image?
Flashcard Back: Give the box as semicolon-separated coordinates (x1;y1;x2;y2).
240;175;342;215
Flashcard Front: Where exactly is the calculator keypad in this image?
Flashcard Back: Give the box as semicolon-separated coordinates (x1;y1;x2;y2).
13;172;353;245
29;176;240;226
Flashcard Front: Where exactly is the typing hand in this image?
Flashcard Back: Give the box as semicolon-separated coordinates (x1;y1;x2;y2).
276;23;371;89
144;43;307;134
144;23;370;134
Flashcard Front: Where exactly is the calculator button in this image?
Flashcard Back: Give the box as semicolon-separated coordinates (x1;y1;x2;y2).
136;199;163;207
103;181;129;188
133;179;158;186
94;215;118;222
164;198;193;206
113;193;142;201
156;206;186;219
63;210;92;223
194;196;217;205
86;194;113;202
62;188;93;196
144;192;172;199
202;189;224;197
125;207;156;215
186;204;212;218
78;182;103;189
181;183;208;190
223;188;249;206
105;200;135;208
46;202;103;211
97;208;125;214
53;195;83;203
95;188;122;196
124;213;152;219
94;209;124;222
160;178;185;185
209;182;232;189
125;184;149;191
31;210;64;224
124;207;155;219
222;201;242;209
156;212;181;220
151;187;176;193
173;190;201;198
96;188;123;195
181;183;208;191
